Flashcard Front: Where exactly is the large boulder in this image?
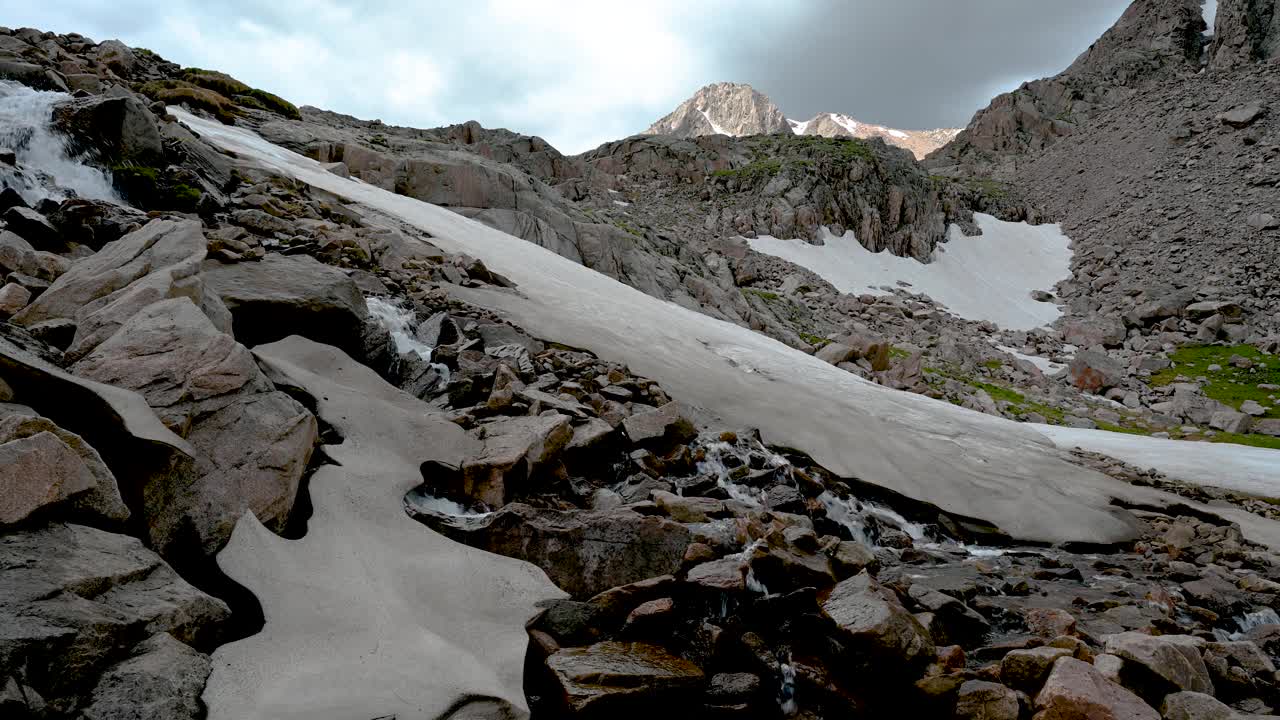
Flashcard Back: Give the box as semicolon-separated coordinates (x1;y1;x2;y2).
51;94;165;167
1034;657;1158;720
414;503;691;598
12;219;207;328
201;254;376;360
0;406;129;527
1068;349;1126;392
79;633;211;720
0;229;70;282
1159;690;1239;720
1102;632;1214;700
71;297;317;558
955;680;1020;720
819;570;934;669
457;413;573;506
0;524;229;713
545;641;704;716
622;401;697;449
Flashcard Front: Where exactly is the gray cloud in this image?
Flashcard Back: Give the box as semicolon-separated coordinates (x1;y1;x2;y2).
8;0;1132;151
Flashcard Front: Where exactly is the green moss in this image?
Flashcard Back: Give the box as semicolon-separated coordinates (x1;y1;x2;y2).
241;87;301;119
180;68;251;97
888;346;910;360
712;158;782;183
1208;433;1280;450
233;94;268;111
743;288;780;302
798;332;830;347
138;80;239;123
981;359;1003;370
613;219;643;238
1149;344;1279;418
169;184;202;211
1093;420;1152;436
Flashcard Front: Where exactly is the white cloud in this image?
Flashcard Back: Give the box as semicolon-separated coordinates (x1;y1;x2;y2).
4;0;1127;152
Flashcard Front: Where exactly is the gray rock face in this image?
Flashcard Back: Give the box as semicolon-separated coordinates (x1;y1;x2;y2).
417;503;692;598
71;297;317;558
79;633;211;720
0;523;229;712
644;82;790;138
201;253;374;360
51;93;165;167
819;570;934;668
1211;0;1280;69
930;0;1206;177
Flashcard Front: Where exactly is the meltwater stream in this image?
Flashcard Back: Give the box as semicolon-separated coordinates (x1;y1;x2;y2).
0;80;120;204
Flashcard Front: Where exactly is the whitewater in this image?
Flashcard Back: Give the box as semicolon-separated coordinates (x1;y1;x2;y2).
170;108;1280;550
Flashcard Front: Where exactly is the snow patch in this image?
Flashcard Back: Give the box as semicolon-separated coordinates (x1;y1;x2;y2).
746;215;1071;330
997;345;1067;374
787;117;811;135
1036;424;1280;498
830;113;860;135
887;129;908;139
697;106;732;136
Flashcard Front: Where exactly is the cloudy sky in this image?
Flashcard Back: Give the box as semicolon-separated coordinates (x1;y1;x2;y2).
11;0;1133;153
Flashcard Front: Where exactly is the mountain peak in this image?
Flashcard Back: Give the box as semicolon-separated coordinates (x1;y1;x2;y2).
643;82;790;138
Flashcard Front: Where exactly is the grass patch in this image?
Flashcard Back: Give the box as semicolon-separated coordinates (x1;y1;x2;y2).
743;288;780;302
1094;420;1152;436
798;332;830;348
613;219;643;238
712;158;782;183
1149;344;1279;418
1209;432;1280;450
180;68;250;96
981;359;1003;370
241;87;301;119
888;346;911;360
138;80;240;123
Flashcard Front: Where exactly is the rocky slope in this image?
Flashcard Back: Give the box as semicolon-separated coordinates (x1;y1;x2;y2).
0;7;1279;720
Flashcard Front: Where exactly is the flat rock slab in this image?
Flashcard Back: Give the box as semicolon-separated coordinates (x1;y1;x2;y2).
204;336;561;720
546;641;704;715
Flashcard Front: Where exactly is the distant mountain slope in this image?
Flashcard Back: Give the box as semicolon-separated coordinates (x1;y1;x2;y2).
644;82;959;159
788;112;960;159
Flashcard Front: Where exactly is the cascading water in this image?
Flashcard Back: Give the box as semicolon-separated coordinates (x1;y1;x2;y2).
365;295;451;383
692;432;937;550
1214;607;1280;641
0;80;120;205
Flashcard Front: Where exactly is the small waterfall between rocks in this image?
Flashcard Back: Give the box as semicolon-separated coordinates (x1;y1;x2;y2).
0;80;120;204
365;295;451;382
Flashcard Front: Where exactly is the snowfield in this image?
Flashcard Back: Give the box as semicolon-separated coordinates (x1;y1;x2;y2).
172;108;1280;547
747;215;1072;330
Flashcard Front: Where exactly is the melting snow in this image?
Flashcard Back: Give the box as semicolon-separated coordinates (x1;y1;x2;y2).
786;117;811;134
747;215;1071;330
887;129;908;139
997;345;1067;374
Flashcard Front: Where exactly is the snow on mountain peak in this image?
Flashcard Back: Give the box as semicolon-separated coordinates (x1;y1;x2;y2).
646;83;960;159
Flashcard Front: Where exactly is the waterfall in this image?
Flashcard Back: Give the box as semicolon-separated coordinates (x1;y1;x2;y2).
365;295;451;383
0;80;120;205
